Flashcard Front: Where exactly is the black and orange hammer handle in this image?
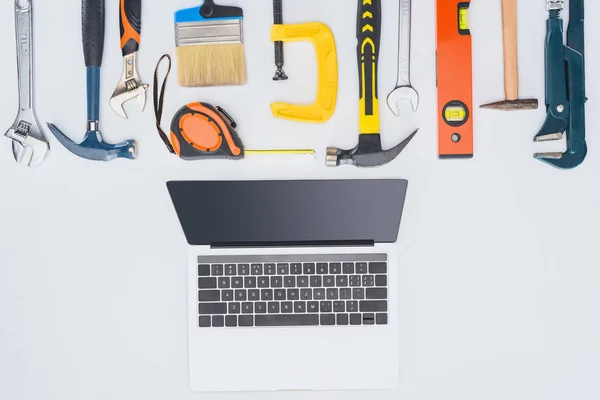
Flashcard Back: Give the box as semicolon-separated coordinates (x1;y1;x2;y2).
120;0;141;56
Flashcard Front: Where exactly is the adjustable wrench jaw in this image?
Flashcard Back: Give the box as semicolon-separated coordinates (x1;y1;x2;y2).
5;110;50;167
110;52;148;119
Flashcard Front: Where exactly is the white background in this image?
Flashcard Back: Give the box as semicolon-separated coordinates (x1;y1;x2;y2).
1;0;599;399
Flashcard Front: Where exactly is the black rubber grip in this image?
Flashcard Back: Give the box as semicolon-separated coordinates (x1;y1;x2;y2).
357;0;381;114
120;0;142;56
82;0;105;67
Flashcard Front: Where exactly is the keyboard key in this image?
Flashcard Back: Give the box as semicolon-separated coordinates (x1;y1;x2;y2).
375;275;387;287
281;301;293;313
369;262;387;274
290;263;302;275
314;288;326;300
303;263;316;275
327;288;339;300
362;275;374;287
307;301;319;313
199;303;227;315
353;288;365;299
255;302;267;313
320;301;332;313
264;264;276;275
294;301;306;313
284;276;296;287
336;275;349;287
251;264;263;275
268;302;280;313
274;289;286;300
242;302;253;314
255;314;319;326
198;277;217;289
376;313;388;325
212;315;224;327
258;277;270;288
238;264;250;275
218;277;230;288
229;302;241;314
366;288;387;300
337;313;349;325
211;264;224;276
356;262;368;274
340;288;352;300
248;289;259;301
349;275;361;287
239;315;253;327
316;263;328;274
235;289;247;301
244;277;257;288
333;301;345;313
310;276;322;287
300;289;312;300
198;290;220;302
198;265;211;276
222;290;234;301
360;300;388;312
271;276;283;288
323;276;335;287
343;263;355;274
277;263;289;275
231;277;243;288
330;263;341;274
350;313;362;325
199;316;211;327
225;264;236;276
261;289;273;301
347;300;359;312
287;289;299;300
226;315;237;327
297;276;309;287
363;313;375;325
320;314;335;326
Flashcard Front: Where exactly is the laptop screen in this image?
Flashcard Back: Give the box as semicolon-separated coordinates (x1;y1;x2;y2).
167;180;408;246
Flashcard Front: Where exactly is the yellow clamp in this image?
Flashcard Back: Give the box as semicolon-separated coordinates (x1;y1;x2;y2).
270;22;338;124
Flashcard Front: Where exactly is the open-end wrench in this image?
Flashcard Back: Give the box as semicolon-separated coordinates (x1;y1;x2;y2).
386;0;419;116
4;0;50;167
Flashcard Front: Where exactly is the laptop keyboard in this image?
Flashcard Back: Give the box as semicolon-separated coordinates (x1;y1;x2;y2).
197;255;389;328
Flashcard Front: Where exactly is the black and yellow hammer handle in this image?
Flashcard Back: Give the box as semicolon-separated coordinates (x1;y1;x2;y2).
357;0;381;135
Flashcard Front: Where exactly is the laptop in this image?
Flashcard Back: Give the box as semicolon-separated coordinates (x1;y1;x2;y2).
167;179;409;392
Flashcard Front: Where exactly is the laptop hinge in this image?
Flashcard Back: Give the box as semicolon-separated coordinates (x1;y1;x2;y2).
210;240;376;249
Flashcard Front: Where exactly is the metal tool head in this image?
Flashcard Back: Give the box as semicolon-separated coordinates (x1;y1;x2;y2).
534;145;587;170
4;111;50;167
386;86;419;116
326;130;418;168
110;53;148;119
47;123;137;162
480;98;539;111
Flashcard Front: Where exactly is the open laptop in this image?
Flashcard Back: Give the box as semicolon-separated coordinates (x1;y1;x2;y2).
167;179;408;392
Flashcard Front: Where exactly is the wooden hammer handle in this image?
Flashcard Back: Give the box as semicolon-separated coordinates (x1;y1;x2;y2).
502;0;519;100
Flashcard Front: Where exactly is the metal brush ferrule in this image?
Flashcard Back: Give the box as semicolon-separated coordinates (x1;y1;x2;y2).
546;1;563;11
175;20;243;46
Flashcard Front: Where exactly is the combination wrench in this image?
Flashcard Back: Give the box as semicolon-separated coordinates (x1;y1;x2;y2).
386;0;419;116
4;0;50;167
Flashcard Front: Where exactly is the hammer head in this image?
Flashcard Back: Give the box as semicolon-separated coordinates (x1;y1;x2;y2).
327;130;418;168
480;99;539;111
47;123;137;162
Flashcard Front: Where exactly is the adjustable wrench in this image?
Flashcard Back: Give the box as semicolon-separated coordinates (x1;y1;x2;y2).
386;0;419;116
4;0;50;167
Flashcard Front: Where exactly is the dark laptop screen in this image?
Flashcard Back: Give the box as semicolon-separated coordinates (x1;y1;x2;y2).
167;180;408;246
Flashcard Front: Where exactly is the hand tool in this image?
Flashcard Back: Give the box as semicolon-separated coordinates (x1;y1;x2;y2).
436;0;473;159
480;0;538;111
386;0;419;116
534;0;586;170
48;0;137;162
110;0;149;119
175;0;247;87
4;0;50;167
327;0;417;168
272;0;288;81
270;22;338;123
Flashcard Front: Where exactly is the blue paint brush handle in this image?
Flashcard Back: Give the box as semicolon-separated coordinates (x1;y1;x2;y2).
82;0;105;67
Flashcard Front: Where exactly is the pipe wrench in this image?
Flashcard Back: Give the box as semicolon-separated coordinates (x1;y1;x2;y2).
534;0;586;169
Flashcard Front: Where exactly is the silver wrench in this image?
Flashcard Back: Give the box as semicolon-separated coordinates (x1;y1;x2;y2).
386;0;419;116
4;0;50;167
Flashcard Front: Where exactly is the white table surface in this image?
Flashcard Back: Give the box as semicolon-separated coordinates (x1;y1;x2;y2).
1;1;599;399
